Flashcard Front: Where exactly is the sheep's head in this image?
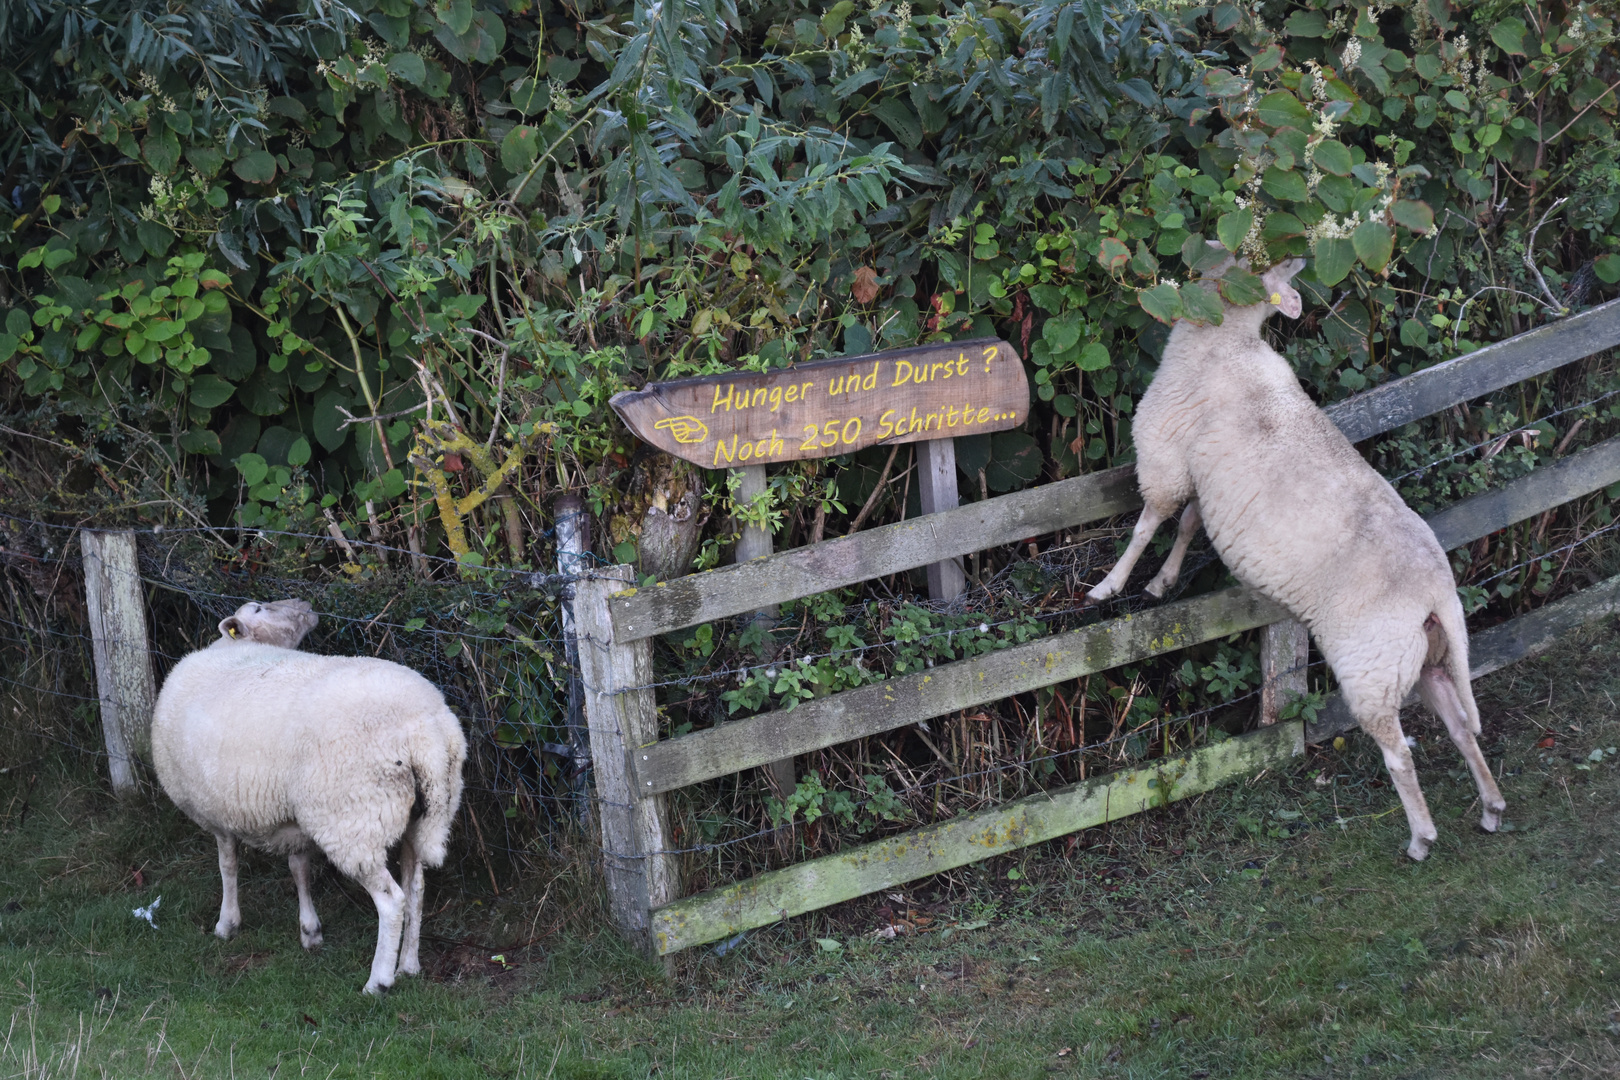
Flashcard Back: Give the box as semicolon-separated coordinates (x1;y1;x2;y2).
218;599;318;649
1198;244;1308;320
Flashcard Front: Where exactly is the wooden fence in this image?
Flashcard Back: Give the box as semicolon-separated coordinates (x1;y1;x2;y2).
573;296;1620;958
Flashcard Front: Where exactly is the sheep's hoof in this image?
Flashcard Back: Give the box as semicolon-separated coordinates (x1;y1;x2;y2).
396;959;421;977
362;979;392;996
1084;584;1115;605
301;926;324;950
1144;580;1171;600
214;920;239;941
1480;805;1505;833
1405;835;1435;862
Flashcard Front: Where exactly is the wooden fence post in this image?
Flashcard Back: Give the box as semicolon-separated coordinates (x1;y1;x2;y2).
1259;620;1309;726
572;563;679;953
917;439;966;601
554;494;592;819
79;530;155;798
734;465;796;796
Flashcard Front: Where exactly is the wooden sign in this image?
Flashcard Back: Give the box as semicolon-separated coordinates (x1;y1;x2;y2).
610;338;1028;468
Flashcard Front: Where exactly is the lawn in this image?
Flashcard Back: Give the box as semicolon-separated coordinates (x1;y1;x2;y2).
2;621;1618;1079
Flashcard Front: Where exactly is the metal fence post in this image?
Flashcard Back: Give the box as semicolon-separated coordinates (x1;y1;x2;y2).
79;530;155;798
572;563;679;953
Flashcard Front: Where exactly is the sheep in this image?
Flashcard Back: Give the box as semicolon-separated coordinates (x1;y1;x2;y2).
151;599;468;993
1086;255;1505;861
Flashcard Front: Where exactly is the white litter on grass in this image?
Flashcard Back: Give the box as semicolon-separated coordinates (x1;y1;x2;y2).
132;896;161;929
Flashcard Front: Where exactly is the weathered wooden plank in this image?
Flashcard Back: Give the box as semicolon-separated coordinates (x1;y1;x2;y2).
1307;570;1620;743
1259;620;1309;727
734;465;795;795
651;719;1303;954
632;586;1288;795
610;465;1140;641
1426;436;1620;549
1323;296;1620;442
918;439;967;601
80;530;155;798
573;565;680;954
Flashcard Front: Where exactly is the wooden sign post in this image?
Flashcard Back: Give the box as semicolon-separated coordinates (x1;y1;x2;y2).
611;337;1029;813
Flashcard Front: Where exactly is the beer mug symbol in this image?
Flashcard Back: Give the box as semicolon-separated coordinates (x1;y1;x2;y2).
654;416;709;444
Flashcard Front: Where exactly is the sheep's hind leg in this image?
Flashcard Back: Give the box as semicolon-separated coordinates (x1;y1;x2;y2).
1145;500;1202;599
214;833;241;940
1419;666;1507;833
355;864;407;995
288;850;324;950
1086;503;1172;603
1361;713;1439;861
394;834;425;978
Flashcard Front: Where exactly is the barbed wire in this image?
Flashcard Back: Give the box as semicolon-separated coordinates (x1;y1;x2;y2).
1387;386;1620;483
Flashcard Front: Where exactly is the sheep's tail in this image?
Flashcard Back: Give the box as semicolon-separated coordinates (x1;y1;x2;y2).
1422;600;1480;732
407;711;468;868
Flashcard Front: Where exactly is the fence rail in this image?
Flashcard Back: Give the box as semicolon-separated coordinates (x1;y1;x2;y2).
576;296;1620;957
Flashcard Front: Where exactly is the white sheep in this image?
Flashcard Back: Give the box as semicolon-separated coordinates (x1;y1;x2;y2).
151;599;468;993
1087;256;1505;861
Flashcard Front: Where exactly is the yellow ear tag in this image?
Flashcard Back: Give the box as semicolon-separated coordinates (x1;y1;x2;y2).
1270;292;1282;304
227;625;238;638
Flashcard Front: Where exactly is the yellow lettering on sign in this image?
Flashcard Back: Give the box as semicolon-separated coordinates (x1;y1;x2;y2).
713;435;738;466
982;344;999;372
862;362;878;391
878;409;895;439
711;383;735;413
891;360;912;387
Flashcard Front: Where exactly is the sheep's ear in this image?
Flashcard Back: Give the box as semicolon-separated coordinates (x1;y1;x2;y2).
219;616;243;640
1262;258;1307;319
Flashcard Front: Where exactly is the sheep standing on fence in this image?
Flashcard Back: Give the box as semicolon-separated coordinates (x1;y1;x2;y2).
1086;254;1506;861
151;599;468;994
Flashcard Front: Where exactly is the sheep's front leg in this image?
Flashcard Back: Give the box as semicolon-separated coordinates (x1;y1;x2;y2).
214;833;241;940
1361;714;1439;861
1419;666;1507;833
1086;503;1172;603
1145;500;1202;599
394;836;425;978
288;850;324;950
355;865;407;995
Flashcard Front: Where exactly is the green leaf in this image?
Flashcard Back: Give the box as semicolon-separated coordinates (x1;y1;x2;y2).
510;77;546;115
236;452;269;486
178;428;222;456
1077;342;1110;372
188;374;235;408
1261;166;1310;203
163;110;193;136
816;937;843;952
1284;9;1327;36
1391;199;1435;234
1097;236;1129;272
1399;318;1430;346
871;98;923;149
501;125;541;174
142;130;180;175
1311;139;1354;176
136;220;174;257
1490;17;1528;55
1041;311;1081;353
233;149;278;184
1594;254;1620;285
287;437;312;468
0;334;18;363
1352;220;1394;272
1313;237;1357;286
1181;234;1229;274
1137;283;1185;325
1217;267;1269;306
1216;209;1253;253
1179;283;1225;324
1254;91;1312;129
440;0;473;34
387;52;428;86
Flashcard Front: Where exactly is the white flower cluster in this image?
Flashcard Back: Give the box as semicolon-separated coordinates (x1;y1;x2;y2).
1340;37;1362;71
137;72;179;114
549;78;575;115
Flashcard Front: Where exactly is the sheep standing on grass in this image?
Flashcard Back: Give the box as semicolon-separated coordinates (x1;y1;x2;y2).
151;599;468;993
1087;255;1506;861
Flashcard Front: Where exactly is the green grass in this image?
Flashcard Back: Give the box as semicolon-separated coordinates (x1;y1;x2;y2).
4;623;1620;1078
